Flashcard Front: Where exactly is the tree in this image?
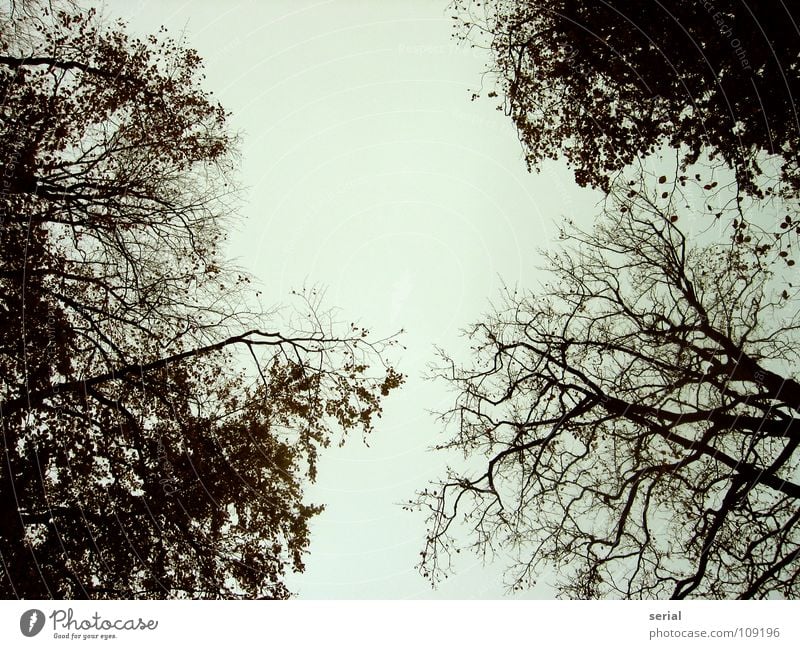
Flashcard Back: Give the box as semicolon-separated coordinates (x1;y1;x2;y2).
452;0;800;198
0;5;403;598
416;170;800;598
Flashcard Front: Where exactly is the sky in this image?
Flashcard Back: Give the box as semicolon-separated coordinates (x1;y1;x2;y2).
103;0;603;599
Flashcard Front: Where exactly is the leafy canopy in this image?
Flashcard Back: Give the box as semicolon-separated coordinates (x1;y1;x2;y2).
454;0;800;198
0;4;403;599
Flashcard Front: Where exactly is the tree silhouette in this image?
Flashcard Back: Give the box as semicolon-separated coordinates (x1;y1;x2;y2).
416;171;800;598
1;5;402;598
452;0;800;198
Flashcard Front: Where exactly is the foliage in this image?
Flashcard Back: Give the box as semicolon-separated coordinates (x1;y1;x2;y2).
0;5;403;598
453;0;800;199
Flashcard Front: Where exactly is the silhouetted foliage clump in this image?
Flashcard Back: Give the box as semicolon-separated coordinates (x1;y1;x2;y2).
454;0;800;199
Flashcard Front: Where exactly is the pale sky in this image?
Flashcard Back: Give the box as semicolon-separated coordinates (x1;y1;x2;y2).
104;0;602;598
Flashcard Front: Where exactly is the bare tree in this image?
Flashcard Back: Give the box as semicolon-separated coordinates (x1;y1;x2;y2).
416;170;800;599
1;4;403;598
